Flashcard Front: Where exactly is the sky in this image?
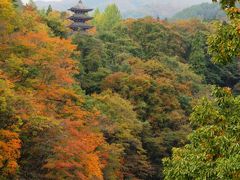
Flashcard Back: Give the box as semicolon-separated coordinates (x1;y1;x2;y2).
22;0;212;5
22;0;62;4
21;0;213;18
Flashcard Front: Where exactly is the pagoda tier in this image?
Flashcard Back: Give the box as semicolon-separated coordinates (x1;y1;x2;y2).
69;22;93;31
68;14;93;22
68;0;94;32
69;7;93;13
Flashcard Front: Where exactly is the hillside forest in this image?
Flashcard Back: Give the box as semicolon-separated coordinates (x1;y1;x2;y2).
0;0;239;179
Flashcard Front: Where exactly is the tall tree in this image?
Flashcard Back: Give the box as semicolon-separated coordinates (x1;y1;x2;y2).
209;0;240;64
46;5;52;15
93;91;152;179
92;4;122;32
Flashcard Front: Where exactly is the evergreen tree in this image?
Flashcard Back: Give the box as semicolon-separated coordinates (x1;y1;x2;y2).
46;4;52;15
92;4;122;32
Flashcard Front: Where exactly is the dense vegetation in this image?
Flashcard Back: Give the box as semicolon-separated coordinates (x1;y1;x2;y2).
164;0;240;179
0;0;239;179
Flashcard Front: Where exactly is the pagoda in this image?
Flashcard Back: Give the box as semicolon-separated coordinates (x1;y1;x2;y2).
68;0;94;32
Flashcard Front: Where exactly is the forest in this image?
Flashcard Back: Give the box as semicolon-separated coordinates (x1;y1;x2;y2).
0;0;239;179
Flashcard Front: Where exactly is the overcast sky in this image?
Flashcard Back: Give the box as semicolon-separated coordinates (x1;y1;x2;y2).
22;0;212;4
21;0;213;18
22;0;62;4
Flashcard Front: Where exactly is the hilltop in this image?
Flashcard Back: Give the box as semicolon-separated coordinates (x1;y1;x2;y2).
171;3;225;20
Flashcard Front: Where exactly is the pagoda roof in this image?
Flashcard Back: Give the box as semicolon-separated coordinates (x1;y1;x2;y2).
68;14;93;21
69;22;93;29
68;0;93;12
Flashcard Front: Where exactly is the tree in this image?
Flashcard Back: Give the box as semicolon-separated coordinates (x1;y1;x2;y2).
0;0;18;36
208;1;240;64
212;0;240;8
163;87;240;179
0;3;108;179
44;119;106;179
122;18;187;59
93;90;152;179
188;31;239;87
73;33;111;94
12;0;23;8
46;5;52;15
0;130;21;178
41;10;70;38
164;1;240;179
101;56;204;178
92;4;122;32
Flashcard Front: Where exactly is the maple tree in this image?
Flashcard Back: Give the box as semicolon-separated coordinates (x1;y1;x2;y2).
0;130;21;178
44;119;105;179
0;1;108;179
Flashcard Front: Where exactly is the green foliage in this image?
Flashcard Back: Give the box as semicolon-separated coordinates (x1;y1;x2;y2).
213;0;240;8
170;19;240;87
40;10;70;38
1;1;239;179
12;0;23;8
208;0;240;64
92;4;122;32
73;29;135;94
93;91;152;179
101;56;203;178
164;2;240;179
163;87;240;179
74;15;237;178
46;5;52;15
189;31;239;86
20;116;61;179
0;79;19;130
123;18;187;59
73;33;112;94
208;20;240;64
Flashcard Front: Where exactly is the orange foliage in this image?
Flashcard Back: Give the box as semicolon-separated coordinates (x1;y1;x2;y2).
0;3;109;179
10;31;76;86
88;26;97;35
0;130;21;176
171;19;209;34
44;118;106;179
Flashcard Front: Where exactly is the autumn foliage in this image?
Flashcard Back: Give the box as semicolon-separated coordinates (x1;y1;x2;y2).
0;0;239;179
0;130;21;177
0;1;106;179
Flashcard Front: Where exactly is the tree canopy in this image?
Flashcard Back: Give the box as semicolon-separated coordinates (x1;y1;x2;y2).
163;1;240;179
0;0;239;179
